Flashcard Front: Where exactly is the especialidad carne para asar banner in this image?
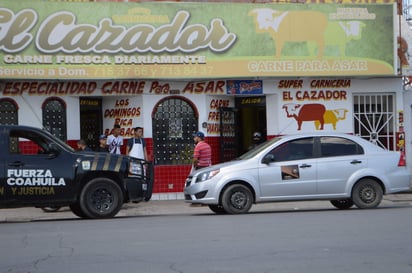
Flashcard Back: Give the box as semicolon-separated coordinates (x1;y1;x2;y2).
0;1;396;80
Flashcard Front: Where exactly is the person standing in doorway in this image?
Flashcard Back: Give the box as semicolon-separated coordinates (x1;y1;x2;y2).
126;127;148;160
192;131;212;170
107;124;123;154
248;131;264;150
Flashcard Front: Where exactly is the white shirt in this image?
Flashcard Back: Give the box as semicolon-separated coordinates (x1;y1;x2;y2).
107;135;123;154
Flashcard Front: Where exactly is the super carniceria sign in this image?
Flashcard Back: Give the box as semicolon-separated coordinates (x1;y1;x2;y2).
0;1;397;79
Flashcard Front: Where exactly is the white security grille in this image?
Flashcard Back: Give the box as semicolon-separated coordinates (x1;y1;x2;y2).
0;99;18;125
42;99;67;141
353;94;396;150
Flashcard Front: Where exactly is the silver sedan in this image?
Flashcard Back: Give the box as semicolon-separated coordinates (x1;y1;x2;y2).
184;133;411;214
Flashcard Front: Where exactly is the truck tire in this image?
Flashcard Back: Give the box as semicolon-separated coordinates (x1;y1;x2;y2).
79;178;124;219
69;203;88;219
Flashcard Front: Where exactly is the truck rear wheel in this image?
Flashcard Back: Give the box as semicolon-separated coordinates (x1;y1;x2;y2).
41;206;61;212
79;178;124;219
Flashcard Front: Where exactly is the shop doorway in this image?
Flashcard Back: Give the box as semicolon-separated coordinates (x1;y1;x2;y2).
79;98;103;151
236;96;267;154
218;96;267;162
219;107;240;162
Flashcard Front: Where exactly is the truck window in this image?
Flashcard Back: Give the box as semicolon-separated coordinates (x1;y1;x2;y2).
9;130;49;155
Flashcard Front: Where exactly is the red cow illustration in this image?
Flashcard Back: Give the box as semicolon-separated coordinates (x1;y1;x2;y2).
283;103;326;130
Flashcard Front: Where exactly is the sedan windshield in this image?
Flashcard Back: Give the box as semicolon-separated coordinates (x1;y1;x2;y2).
238;137;282;160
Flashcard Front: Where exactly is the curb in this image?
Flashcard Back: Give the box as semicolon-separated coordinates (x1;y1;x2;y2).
1;193;411;223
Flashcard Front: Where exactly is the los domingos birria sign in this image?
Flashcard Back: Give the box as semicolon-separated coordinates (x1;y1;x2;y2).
0;1;398;79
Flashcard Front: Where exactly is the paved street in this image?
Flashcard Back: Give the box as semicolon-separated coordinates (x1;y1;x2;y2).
1;194;412;273
1;193;412;222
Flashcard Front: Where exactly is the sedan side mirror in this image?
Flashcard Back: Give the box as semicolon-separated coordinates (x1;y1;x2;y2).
262;154;275;164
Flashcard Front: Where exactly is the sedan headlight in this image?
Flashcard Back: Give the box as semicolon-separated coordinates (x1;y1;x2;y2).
195;169;220;183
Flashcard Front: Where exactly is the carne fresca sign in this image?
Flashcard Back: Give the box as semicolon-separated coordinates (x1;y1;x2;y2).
0;1;396;79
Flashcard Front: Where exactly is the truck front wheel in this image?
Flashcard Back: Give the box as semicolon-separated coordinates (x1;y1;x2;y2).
79;178;124;219
69;203;88;218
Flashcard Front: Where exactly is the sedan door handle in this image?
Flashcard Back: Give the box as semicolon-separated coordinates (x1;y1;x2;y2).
350;160;362;165
300;163;312;168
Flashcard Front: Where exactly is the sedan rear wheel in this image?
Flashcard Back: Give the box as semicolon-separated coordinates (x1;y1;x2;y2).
41;206;61;213
221;184;253;214
352;179;383;209
330;199;354;210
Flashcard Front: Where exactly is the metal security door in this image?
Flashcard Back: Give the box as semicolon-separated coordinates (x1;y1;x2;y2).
80;98;102;151
353;94;396;150
219;107;240;162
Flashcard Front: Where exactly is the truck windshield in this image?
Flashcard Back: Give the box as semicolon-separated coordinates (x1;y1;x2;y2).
41;129;75;152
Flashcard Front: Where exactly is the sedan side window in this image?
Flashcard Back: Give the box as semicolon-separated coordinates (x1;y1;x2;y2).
267;137;314;162
319;137;364;157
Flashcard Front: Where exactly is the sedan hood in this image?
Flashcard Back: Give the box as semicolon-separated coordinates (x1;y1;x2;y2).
192;158;258;175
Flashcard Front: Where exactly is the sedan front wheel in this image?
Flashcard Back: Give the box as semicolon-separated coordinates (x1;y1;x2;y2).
221;184;253;214
208;205;227;214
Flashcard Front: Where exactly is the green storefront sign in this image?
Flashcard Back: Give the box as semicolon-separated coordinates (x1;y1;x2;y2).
0;1;396;79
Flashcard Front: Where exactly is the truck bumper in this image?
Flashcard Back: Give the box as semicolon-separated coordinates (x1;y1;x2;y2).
125;160;154;202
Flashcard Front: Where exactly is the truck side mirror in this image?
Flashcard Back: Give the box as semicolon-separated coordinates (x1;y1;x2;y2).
262;154;275;164
48;143;60;157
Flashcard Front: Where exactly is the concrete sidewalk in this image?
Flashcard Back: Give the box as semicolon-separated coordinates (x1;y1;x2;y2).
1;193;412;223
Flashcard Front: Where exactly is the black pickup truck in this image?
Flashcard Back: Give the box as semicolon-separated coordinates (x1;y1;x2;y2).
0;125;153;219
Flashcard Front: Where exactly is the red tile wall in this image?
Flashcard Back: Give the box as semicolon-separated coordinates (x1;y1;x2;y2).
19;136;223;194
150;136;219;193
19;141;40;154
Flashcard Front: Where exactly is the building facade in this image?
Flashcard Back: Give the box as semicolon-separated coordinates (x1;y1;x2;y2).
1;0;411;199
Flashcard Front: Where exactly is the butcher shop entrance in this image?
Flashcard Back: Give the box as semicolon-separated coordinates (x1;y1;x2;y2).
236;96;267;154
217;96;267;163
235;96;267;153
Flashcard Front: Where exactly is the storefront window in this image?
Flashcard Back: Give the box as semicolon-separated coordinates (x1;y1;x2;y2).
152;97;198;165
0;98;18;125
42;98;67;141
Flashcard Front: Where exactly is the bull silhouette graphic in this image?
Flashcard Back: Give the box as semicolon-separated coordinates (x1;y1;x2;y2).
283;103;326;130
248;8;328;58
